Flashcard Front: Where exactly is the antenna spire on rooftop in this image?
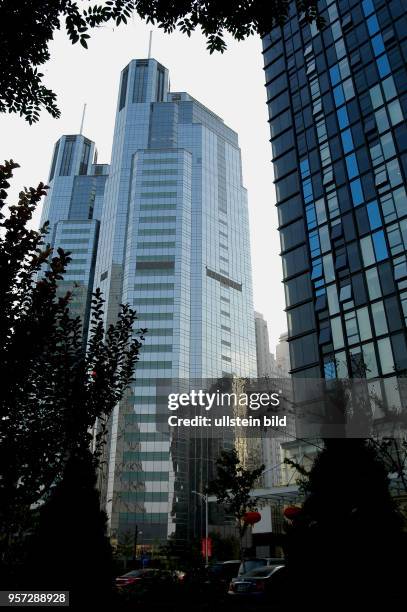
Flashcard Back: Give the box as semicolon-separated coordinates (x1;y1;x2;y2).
79;103;87;135
148;30;153;59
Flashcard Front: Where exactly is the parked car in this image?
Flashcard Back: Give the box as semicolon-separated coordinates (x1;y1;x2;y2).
115;568;174;590
229;565;287;602
238;557;286;575
203;560;241;594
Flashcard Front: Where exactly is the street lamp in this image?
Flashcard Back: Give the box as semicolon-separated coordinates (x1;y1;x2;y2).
133;525;143;562
192;490;209;566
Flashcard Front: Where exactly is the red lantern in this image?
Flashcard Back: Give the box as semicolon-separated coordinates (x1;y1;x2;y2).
243;511;261;525
283;506;302;520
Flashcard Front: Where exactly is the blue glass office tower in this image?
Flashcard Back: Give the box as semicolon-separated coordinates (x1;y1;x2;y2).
41;58;257;547
40;135;109;330
263;1;407;407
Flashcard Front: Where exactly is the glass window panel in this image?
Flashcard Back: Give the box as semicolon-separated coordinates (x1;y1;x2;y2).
341;129;354;153
315;199;327;225
370;85;384;109
387;159;403;187
375;108;390;132
377;56;391;78
339;284;352;302
333;84;345;107
366;267;381;299
330;65;341;86
323;254;335;283
372;301;388;335
335;39;346;60
336;351;348;377
361;236;375;267
324;359;336;379
346;153;359;179
345;312;359;344
362;343;379;378
388;100;403;126
372;230;388;261
371;34;385;57
311;259;323;280
350;179;364;207
331;317;345;349
337;106;349;129
382;76;397;102
327;284;340;315
381;132;396;159
319;226;331;253
343;79;355;101
377;338;394;375
331;21;342;41
367;15;380;36
380;192;396;223
339;58;350;81
356;307;372;341
362;0;374;17
367;201;382;230
393;187;406;218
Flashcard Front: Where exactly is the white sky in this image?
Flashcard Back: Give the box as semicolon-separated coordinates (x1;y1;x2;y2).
0;17;286;351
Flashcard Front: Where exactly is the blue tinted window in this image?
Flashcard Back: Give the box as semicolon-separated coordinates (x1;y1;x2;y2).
324;361;336;379
306;204;317;229
303;179;314;202
377;56;391;78
367;201;382;230
341;129;354;153
337;107;349;129
333;85;345;107
346;153;359;179
371;34;385;57
330;65;341;86
309;232;321;257
300;159;310;178
311;260;323;279
367;15;380;36
351;179;364;207
373;231;388;261
362;0;374;17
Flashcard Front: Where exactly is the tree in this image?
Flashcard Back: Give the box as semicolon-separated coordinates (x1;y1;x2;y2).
26;450;116;609
0;0;323;123
285;438;406;607
0;160;146;582
206;448;264;566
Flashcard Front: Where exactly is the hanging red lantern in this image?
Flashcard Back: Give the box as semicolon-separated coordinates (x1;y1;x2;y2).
243;511;261;525
283;506;302;520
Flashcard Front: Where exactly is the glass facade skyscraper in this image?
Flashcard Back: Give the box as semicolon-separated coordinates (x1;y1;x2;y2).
41;58;257;548
40;135;109;331
263;0;407;409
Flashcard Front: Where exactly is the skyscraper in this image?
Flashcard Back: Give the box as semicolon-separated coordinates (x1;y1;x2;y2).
41;58;257;548
254;311;275;377
40;135;109;332
254;316;292;487
263;0;407;413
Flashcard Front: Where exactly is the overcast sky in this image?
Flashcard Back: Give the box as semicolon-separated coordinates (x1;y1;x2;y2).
0;17;286;351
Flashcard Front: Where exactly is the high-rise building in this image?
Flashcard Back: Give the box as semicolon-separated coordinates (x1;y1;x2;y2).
254;311;275;376
40;135;109;332
41;58;257;548
253;318;292;487
263;0;407;413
